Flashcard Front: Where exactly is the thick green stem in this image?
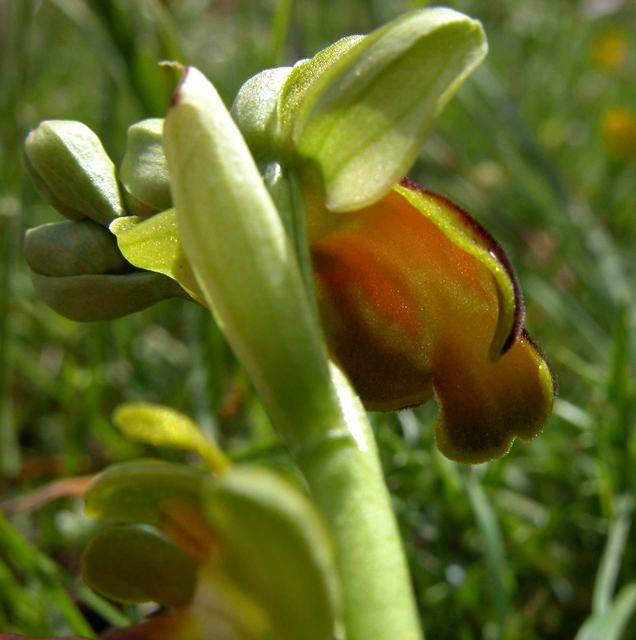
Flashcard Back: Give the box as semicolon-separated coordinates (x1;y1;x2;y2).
264;167;423;640
165;69;422;640
298;367;423;640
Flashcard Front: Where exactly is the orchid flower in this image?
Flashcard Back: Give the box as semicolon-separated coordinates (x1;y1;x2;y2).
26;8;553;464
19;8;559;640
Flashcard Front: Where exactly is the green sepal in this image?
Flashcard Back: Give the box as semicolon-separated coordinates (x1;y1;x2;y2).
25;120;125;225
82;526;197;607
293;8;487;212
231;68;292;162
24;220;130;278
112;403;230;473
203;466;340;640
84;459;206;526
110;211;206;306
278;36;364;145
119;119;173;216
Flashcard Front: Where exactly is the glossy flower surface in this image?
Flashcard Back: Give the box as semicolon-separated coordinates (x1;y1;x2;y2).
305;174;555;462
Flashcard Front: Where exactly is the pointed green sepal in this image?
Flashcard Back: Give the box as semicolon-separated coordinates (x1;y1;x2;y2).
82;526;197;607
110;211;206;305
84;459;206;526
112;403;230;473
119;119;173;217
25;120;126;225
203;466;340;640
293;8;487;211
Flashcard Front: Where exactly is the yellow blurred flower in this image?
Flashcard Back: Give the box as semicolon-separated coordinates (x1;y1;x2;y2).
591;30;628;70
602;107;636;160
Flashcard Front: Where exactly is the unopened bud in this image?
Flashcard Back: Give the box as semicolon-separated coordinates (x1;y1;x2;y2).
119;119;172;217
25;120;125;225
29;269;189;322
24;220;130;277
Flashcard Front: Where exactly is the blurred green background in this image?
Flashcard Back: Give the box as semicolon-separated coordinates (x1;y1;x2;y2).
1;0;636;638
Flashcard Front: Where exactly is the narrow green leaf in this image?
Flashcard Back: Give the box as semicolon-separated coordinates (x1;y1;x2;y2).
203;466;339;640
84;459;205;526
112;403;230;472
294;8;487;212
464;471;511;634
82;527;197;608
110;211;206;305
592;496;633;615
576;583;636;640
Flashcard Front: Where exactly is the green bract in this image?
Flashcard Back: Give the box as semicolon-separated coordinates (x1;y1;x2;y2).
202;466;340;640
85;459;206;526
82;526;197;607
163;66;343;449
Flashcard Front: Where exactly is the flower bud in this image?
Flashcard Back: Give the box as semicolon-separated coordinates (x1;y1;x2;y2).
230;67;292;161
24;220;130;277
25;120;125;225
24;217;191;322
119;119;173;217
29;269;188;322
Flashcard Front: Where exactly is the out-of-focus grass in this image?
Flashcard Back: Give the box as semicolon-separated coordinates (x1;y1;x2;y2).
1;0;635;638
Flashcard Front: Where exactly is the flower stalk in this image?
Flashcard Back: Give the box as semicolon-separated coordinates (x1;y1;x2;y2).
164;65;423;640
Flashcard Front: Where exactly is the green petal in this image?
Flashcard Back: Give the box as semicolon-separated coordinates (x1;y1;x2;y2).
119;119;173;216
294;8;487;212
82;526;197;607
110;210;206;305
203;466;339;640
84;459;205;526
25;120;125;225
112;403;230;473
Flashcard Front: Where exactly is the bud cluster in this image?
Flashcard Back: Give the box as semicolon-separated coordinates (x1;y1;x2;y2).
25;119;188;321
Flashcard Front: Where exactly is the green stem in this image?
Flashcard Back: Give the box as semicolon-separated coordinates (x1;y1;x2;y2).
263;166;423;640
299;367;424;640
165;74;423;639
